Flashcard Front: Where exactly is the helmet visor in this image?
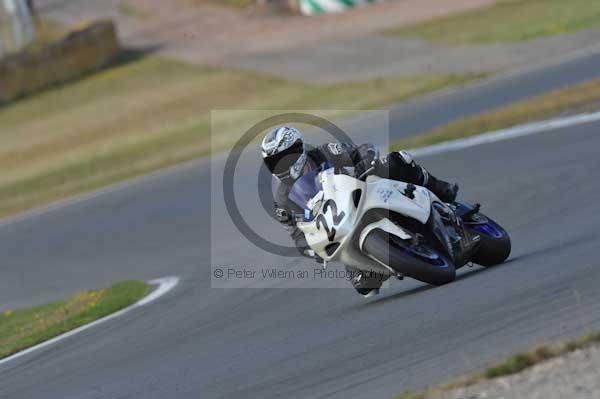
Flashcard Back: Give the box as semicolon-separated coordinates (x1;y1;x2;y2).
264;141;304;176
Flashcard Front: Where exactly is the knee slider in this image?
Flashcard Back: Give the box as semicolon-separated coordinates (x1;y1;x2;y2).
392;150;414;166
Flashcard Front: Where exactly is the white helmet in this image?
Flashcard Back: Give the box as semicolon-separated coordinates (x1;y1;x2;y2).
261;126;307;181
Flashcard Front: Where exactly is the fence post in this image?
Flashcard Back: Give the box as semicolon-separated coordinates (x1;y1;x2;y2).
2;0;35;52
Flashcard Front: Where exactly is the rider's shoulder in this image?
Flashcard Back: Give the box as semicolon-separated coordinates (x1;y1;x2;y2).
274;180;291;205
316;142;356;156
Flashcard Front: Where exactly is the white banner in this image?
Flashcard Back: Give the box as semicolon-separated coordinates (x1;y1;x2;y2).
1;0;35;54
299;0;376;16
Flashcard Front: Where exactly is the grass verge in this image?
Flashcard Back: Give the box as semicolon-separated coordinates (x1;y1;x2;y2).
117;2;151;18
0;281;152;359
396;331;600;399
384;0;600;45
391;78;600;152
190;0;254;8
0;55;479;219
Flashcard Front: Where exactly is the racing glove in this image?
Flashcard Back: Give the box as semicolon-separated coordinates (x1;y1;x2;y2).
275;207;292;224
354;144;380;177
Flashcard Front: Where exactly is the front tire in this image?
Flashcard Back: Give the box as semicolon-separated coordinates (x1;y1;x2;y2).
467;216;511;267
362;229;456;286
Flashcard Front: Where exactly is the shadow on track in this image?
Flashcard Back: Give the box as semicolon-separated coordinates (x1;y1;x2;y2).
351;258;525;310
352;234;594;308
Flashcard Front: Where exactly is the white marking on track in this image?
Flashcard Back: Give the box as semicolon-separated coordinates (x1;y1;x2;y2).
2;110;600;229
0;276;179;367
409;111;600;158
137;277;179;306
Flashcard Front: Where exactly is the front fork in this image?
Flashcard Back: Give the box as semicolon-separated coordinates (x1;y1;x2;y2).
430;202;481;267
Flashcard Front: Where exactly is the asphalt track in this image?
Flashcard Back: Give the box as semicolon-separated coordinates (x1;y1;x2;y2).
2;52;600;399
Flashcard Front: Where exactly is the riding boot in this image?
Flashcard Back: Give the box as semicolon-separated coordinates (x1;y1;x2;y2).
383;151;459;203
345;265;389;297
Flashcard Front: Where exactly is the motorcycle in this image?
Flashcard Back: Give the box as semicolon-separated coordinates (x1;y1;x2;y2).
288;163;511;286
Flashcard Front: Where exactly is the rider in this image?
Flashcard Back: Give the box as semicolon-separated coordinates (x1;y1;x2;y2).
261;126;459;297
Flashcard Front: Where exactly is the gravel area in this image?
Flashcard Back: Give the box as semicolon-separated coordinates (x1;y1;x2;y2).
32;0;600;83
433;345;600;399
226;29;600;82
34;0;495;58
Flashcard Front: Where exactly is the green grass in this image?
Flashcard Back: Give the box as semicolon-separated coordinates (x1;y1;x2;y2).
456;331;600;386
190;0;254;8
396;392;426;399
0;281;152;359
483;345;555;378
117;3;151;18
0;55;479;219
395;331;600;398
385;0;600;45
391;79;600;152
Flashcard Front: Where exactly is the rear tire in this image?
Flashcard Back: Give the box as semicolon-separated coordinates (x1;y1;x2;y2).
467;216;511;267
362;229;456;286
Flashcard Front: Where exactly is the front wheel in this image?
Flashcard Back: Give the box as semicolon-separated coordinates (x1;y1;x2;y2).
362;229;456;286
467;215;511;267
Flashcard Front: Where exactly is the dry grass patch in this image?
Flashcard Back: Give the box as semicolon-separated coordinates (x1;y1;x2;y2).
385;0;600;45
392;79;600;152
0;55;478;218
395;331;600;398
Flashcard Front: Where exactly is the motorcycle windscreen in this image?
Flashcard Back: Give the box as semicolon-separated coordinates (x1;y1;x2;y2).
288;168;323;221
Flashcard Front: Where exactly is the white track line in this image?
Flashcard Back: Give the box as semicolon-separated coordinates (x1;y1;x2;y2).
0;276;179;367
0;109;598;367
2;110;599;365
409;110;600;158
2;109;600;229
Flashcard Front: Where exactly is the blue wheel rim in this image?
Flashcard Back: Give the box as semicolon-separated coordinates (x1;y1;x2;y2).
471;221;505;239
404;246;450;268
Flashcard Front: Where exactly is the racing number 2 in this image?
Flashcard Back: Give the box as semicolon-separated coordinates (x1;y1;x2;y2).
316;199;345;242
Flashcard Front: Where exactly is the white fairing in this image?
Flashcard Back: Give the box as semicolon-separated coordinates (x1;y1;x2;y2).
296;168;438;274
358;218;412;250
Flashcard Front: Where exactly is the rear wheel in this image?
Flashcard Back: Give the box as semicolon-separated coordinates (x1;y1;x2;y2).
467;216;511;267
362;229;456;286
